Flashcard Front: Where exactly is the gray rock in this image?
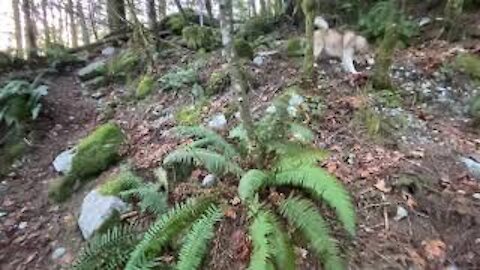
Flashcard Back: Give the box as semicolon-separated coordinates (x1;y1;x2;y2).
0;212;7;218
91;91;105;99
53;148;76;174
473;193;480;200
51;247;66;260
253;56;265;66
18;221;28;230
101;46;116;57
78;190;128;239
83;76;107;90
78;60;106;81
208;114;227;130
202;174;217;188
460;157;480;180
418;17;432;27
393;206;408;221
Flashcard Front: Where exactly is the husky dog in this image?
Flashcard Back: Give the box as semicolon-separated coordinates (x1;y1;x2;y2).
313;16;369;74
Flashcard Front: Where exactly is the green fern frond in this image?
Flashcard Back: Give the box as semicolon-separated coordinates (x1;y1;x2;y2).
72;225;140;270
99;169;143;196
171;126;238;158
273;167;356;236
126;196;215;270
264;211;296;270
238;170;269;202
120;183;168;216
176;206;223;270
271;142;328;171
163;147;244;177
248;210;274;270
279;196;343;270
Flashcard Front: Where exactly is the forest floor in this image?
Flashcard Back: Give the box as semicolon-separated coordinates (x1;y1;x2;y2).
1;27;480;270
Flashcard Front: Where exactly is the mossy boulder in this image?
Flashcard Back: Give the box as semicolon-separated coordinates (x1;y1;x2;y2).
78;60;107;81
136;74;156;99
49;123;125;202
456;53;480;80
206;70;230;96
182;26;219;51
233;39;254;60
286;38;306;57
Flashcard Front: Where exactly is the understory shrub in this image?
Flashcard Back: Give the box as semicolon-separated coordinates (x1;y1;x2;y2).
182;26;219;51
159;66;199;91
135;74;156;99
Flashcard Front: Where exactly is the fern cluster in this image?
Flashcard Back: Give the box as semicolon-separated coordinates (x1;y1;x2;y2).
74;196;223;270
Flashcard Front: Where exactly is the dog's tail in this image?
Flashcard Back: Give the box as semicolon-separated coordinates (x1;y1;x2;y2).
314;16;329;30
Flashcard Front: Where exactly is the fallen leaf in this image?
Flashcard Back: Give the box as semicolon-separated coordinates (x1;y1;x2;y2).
422;239;446;262
374;180;392;193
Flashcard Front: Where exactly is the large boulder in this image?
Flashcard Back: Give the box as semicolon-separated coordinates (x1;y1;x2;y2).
78;190;128;239
77;60;107;81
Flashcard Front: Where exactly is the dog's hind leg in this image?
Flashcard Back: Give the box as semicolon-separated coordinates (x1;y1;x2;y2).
342;47;358;74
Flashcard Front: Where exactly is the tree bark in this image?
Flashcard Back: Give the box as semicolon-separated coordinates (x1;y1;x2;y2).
107;0;127;32
373;23;398;90
77;1;90;45
249;0;257;16
302;0;315;78
158;0;166;19
219;0;233;59
205;0;214;19
87;0;99;41
57;3;64;45
67;0;78;47
22;0;38;59
173;0;187;17
147;0;157;31
259;0;267;15
40;0;51;49
12;0;23;57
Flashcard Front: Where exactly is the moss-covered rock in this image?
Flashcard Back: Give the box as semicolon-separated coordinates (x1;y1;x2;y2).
70;123;124;180
136;74;156;99
206;70;230;96
78;60;107;81
99;169;142;196
182;26;219;51
456;53;480;80
286;38;306;57
174;104;203;125
233;39;254;60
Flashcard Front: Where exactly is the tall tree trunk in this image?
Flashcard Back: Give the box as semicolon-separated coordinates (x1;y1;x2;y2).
205;0;213;19
302;0;315;78
40;0;51;49
373;23;398;90
146;0;157;31
249;0;257;17
22;0;38;59
87;0;99;41
259;0;267;15
158;0;166;19
12;0;23;57
57;3;64;45
173;0;186;17
219;0;233;59
444;0;464;41
220;0;259;158
77;1;90;45
107;0;127;32
67;0;78;47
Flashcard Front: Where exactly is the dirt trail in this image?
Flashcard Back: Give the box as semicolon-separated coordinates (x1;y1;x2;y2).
0;75;97;269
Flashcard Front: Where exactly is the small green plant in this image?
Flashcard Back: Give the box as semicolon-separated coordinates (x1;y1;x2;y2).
359;0;417;45
285;37;306;57
99;168;143;196
182;26;219;51
174;104;204;125
106;50;142;80
206;70;230;96
455;53;480;80
135;74;156;99
45;43;81;69
159;66;199;91
233;38;254;60
0;78;48;129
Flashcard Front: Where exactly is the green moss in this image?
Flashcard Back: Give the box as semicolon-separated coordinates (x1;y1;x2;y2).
136;74;156;99
206;70;230;96
174;104;203;125
233;39;254;60
182;26;219;51
106;50;141;80
70;123;124;181
99;169;143;196
286;38;305;57
456;53;480;80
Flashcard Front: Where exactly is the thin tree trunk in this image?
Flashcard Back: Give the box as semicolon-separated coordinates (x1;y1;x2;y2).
40;0;51;49
219;0;233;59
259;0;267;15
12;0;23;57
147;0;157;31
67;0;78;47
373;23;398;90
249;0;257;17
88;0;99;41
22;0;38;59
58;4;64;45
158;0;166;19
107;0;127;32
173;0;186;17
302;0;315;78
205;0;213;19
77;1;90;45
